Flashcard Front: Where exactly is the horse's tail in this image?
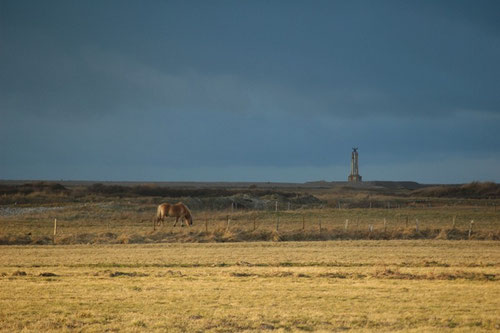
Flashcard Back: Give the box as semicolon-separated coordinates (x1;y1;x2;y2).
156;205;162;221
156;204;167;222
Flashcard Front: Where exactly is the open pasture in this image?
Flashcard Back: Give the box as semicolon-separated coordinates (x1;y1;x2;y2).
1;199;499;244
0;241;499;331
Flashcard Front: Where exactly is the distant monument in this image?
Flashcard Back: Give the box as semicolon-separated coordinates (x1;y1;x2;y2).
348;148;362;182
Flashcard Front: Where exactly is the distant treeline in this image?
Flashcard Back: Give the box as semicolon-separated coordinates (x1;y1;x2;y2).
0;182;68;195
0;182;299;198
86;183;299;198
1;181;499;199
411;182;500;199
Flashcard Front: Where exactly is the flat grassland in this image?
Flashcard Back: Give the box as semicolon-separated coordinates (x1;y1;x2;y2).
1;201;499;244
1;182;499;331
1;181;499;243
1;241;499;332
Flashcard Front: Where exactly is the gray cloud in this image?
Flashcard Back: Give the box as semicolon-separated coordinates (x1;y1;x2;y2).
1;0;499;182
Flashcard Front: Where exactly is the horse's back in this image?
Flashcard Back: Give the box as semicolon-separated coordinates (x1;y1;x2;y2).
170;202;189;215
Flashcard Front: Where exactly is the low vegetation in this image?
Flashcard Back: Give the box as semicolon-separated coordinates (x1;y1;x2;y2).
1;203;499;245
0;182;308;205
1;180;499;245
411;181;500;199
1;181;499;331
0;241;499;331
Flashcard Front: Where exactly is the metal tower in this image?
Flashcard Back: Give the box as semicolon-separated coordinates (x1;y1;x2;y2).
348;147;362;182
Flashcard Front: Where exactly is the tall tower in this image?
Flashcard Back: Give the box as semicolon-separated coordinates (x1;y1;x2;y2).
348;148;362;182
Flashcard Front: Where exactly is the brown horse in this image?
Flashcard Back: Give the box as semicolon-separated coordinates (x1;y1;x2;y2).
156;202;193;227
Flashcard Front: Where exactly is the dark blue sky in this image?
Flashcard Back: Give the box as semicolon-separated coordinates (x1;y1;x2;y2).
1;1;499;183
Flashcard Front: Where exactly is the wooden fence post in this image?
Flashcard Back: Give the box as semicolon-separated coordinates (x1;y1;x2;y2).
276;215;280;231
452;215;456;229
253;217;256;231
344;219;349;231
275;201;278;212
53;218;57;243
205;219;208;233
468;220;474;239
319;219;322;232
226;215;230;231
302;216;305;230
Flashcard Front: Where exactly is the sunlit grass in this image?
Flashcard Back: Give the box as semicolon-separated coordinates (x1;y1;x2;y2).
1;199;499;244
0;241;499;331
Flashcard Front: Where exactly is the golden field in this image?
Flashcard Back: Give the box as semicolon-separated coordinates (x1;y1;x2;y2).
0;241;499;332
1;200;499;244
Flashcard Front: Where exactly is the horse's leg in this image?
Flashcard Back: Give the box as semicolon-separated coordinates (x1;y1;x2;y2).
174;216;178;227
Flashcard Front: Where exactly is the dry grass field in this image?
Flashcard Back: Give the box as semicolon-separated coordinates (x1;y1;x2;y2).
0;241;499;332
1;200;499;244
1;181;499;331
1;181;499;245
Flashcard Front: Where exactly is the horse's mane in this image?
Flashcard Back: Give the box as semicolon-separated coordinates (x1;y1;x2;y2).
177;202;192;217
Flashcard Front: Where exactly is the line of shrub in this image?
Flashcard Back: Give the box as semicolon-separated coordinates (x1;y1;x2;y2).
0;182;299;199
411;182;500;198
1;227;498;245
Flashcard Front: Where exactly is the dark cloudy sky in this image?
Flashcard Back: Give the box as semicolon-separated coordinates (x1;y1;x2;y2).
1;1;499;183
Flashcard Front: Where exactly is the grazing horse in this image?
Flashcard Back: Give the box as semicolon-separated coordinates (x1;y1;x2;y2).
156;202;193;227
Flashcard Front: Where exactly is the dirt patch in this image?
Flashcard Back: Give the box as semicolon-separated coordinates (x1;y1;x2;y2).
155;270;184;277
223;269;497;281
373;269;498;281
109;271;149;277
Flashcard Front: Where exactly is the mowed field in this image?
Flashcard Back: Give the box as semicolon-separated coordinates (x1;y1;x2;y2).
1;241;499;332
